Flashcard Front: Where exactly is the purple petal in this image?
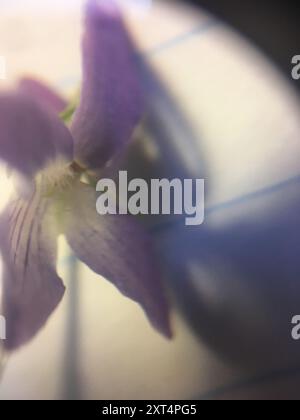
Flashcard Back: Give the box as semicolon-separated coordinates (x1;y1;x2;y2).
0;93;73;178
64;182;171;338
71;0;143;170
0;193;65;350
18;77;67;114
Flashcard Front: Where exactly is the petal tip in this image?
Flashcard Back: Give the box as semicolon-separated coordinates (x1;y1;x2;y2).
85;0;121;23
160;323;173;340
147;300;173;340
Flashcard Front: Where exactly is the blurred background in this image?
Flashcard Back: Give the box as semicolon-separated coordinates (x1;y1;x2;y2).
0;0;300;400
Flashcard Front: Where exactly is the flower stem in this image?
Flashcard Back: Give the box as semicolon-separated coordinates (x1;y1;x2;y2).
0;347;8;384
62;255;82;400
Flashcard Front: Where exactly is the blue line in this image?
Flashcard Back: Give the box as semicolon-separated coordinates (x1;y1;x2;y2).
207;173;300;215
150;173;300;234
145;19;218;57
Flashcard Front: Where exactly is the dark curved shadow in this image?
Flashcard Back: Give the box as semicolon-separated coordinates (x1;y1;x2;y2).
154;178;300;370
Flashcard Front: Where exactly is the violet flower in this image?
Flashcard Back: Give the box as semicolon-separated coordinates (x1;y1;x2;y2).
0;0;171;350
